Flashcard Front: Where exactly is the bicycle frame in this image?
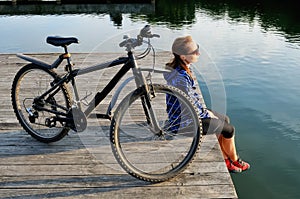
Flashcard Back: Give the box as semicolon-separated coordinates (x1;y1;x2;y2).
18;49;161;132
79;52;149;118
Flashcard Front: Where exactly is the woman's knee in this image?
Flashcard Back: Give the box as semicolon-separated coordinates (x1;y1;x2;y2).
222;125;235;138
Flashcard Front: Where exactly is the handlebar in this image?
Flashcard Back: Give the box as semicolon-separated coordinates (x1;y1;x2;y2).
139;25;160;39
119;25;160;51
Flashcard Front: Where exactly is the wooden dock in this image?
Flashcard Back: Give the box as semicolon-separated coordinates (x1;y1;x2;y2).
0;53;237;198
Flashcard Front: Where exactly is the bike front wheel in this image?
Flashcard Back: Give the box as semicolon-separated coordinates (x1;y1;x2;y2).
11;64;72;143
110;84;202;182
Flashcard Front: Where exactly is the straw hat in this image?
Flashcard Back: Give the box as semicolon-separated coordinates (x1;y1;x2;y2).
172;36;197;55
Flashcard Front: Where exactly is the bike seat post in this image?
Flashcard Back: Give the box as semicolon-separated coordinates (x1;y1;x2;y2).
62;45;81;110
62;45;73;70
63;45;68;54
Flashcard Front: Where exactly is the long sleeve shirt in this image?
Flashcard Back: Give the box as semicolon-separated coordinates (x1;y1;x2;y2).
163;65;210;120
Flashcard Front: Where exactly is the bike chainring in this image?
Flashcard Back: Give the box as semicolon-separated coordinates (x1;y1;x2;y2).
68;107;87;132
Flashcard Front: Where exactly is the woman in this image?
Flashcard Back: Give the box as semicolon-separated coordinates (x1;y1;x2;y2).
163;36;250;173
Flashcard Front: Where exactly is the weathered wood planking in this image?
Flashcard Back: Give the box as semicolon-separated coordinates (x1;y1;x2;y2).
0;53;237;198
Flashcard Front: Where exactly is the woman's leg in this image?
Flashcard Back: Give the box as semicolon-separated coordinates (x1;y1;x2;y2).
218;134;238;161
202;117;238;160
202;112;250;172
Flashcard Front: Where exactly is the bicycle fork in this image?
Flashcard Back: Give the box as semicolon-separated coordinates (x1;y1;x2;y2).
141;87;163;135
130;58;162;136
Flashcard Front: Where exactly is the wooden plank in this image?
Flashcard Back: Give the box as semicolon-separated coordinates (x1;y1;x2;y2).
0;173;232;188
0;185;236;199
0;53;237;198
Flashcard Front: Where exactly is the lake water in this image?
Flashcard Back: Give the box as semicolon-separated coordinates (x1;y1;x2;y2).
0;1;299;198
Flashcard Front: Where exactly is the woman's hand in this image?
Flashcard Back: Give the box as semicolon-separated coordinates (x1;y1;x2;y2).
207;110;219;119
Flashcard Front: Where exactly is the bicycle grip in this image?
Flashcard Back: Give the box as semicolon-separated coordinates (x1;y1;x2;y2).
119;40;127;47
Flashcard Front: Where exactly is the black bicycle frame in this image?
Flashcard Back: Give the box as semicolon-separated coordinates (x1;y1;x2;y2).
32;48;162;132
37;51;149;119
82;55;132;117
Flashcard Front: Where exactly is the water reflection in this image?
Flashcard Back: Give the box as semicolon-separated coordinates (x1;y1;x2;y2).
0;3;155;22
143;0;300;45
1;0;299;45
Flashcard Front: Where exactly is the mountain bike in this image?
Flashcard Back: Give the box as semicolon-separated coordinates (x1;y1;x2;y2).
11;25;202;182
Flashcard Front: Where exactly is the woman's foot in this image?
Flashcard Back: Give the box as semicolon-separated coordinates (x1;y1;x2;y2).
232;158;250;171
225;159;242;173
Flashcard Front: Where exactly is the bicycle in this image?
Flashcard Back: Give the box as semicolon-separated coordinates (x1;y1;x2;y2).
11;25;202;183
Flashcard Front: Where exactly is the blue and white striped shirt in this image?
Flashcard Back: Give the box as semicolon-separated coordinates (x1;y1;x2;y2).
163;65;210;120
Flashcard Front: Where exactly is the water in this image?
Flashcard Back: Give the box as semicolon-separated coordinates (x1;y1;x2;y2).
1;1;299;198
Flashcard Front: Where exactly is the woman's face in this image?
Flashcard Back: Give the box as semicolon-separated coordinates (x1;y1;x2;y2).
180;42;200;64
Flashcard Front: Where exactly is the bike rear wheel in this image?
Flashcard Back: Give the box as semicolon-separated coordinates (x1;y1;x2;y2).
11;64;72;143
110;84;202;182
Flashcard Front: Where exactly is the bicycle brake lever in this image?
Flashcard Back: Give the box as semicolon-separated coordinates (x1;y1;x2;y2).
152;34;160;38
140;25;151;38
119;35;131;47
140;25;160;39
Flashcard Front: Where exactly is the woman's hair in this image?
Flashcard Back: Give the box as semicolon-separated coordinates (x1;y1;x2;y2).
165;53;185;69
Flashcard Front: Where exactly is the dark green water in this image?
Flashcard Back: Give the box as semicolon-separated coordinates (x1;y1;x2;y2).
0;0;299;198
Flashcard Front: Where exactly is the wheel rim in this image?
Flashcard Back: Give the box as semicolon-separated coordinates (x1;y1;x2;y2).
112;85;201;182
14;67;70;140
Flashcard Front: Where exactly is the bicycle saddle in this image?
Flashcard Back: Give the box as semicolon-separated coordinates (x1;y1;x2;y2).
46;36;79;47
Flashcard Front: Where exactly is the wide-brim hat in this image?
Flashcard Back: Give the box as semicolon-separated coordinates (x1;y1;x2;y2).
172;35;197;55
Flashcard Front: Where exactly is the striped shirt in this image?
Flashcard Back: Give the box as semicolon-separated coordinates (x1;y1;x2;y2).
163;65;210;122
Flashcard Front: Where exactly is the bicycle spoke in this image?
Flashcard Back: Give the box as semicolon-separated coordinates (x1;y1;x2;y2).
11;64;72;143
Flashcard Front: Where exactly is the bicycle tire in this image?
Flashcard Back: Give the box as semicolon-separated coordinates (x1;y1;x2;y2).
110;84;202;182
11;64;72;143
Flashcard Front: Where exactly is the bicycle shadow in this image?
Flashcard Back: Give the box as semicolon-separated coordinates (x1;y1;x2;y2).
0;124;113;155
0;175;151;199
0;124;225;198
0;126;157;198
0;130;90;156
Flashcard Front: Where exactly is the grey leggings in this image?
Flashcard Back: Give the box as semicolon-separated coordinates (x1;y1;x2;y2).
201;110;235;138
